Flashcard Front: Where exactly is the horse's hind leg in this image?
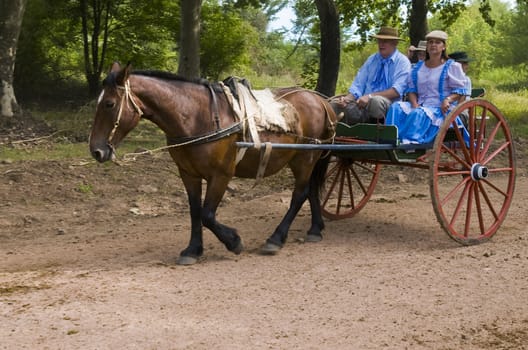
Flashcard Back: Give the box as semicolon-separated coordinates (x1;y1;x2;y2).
261;183;309;254
305;156;330;242
305;187;325;242
260;155;327;254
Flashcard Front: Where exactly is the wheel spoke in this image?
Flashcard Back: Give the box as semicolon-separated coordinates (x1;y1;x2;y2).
463;182;475;237
473;183;486;235
481;140;511;166
321;160;381;220
438;143;471;172
475;106;488;160
350;165;368;196
321;163;341;208
448;178;472;228
479;120;502;157
450;118;473;163
441;175;471;206
335;167;346;215
477;180;499;222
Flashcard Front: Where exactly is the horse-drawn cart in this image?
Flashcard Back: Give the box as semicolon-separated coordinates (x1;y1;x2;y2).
239;98;516;246
90;64;516;264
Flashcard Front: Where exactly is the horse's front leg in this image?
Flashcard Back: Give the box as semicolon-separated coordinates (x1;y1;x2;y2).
177;173;204;265
201;175;243;255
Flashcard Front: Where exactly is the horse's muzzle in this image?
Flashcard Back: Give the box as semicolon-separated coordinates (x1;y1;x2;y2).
90;144;114;163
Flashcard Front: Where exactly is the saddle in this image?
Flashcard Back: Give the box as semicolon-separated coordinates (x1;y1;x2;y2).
221;76;300;139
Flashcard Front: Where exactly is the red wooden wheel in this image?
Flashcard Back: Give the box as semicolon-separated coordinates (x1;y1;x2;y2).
321;156;381;220
430;99;516;245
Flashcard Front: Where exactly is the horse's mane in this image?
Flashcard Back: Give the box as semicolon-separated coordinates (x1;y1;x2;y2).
102;69;213;89
132;70;211;86
103;69;245;94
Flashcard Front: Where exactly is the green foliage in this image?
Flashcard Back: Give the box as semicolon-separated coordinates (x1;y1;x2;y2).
200;2;259;79
15;0;85;102
103;0;180;71
15;0;180;102
492;0;528;67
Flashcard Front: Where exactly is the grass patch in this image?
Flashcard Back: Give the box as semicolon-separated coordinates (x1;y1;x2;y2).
1;115;166;162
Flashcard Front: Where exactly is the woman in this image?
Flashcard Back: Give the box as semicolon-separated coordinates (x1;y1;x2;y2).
385;30;467;144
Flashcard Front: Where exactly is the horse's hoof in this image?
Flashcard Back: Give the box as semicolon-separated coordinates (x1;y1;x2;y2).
305;234;322;243
260;242;282;255
177;255;198;266
232;241;244;255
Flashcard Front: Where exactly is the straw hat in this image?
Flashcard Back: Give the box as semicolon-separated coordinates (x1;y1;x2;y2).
425;30;448;41
372;26;402;40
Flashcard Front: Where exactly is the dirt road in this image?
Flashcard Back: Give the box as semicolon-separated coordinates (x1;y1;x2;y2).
1;153;527;349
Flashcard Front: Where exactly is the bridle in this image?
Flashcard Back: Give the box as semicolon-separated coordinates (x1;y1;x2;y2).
106;80;144;150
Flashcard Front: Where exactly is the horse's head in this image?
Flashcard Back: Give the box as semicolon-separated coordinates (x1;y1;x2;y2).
89;62;143;162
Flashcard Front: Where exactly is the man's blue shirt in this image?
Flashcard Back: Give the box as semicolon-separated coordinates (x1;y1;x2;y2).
348;49;411;102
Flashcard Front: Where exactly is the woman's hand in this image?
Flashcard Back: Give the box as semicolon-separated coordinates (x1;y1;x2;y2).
441;97;451;114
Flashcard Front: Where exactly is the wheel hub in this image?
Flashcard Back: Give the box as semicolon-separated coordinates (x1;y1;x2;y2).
471;163;488;181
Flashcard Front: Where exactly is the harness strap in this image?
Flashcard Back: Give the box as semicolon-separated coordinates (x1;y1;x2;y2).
207;83;221;130
254;142;273;186
166;122;242;146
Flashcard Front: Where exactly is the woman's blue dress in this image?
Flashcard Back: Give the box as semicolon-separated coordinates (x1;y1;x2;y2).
386;59;467;144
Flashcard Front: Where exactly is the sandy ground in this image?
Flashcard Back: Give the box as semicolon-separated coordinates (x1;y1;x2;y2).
1;150;527;349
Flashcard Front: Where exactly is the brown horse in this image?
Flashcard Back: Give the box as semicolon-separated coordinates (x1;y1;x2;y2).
89;62;337;265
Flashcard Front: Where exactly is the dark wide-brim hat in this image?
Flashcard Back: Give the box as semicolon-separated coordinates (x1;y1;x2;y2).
449;51;473;63
372;26;402;40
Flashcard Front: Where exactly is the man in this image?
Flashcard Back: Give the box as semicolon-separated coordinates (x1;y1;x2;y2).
406;40;426;63
336;26;411;124
449;51;472;100
414;40;427;62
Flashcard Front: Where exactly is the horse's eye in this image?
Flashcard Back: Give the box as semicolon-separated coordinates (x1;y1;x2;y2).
105;100;116;109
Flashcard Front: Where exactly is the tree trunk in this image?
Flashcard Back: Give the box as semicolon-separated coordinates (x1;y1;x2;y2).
80;0;111;97
315;0;340;97
409;0;428;46
178;0;202;79
0;0;27;118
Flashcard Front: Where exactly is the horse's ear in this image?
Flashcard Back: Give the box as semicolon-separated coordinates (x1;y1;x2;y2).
109;61;121;73
115;61;132;85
